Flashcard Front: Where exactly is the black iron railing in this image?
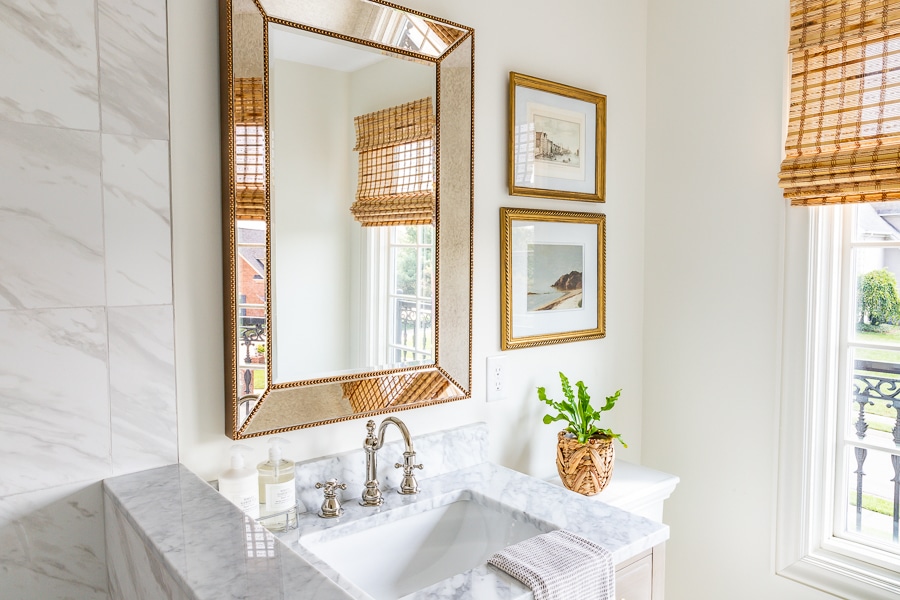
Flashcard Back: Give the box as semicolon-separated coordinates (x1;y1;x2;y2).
392;299;432;363
852;359;900;542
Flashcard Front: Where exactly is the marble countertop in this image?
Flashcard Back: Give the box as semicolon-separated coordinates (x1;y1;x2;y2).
104;459;668;600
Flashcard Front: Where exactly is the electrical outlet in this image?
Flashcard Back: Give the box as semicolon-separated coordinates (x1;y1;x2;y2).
486;355;506;402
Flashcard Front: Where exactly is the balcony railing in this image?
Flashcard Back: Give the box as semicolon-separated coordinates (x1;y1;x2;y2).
852;359;900;543
390;298;432;363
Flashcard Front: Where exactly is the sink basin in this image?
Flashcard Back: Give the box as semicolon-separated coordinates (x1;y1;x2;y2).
299;491;551;599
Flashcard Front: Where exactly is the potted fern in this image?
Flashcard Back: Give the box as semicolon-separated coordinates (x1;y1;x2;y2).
538;371;625;496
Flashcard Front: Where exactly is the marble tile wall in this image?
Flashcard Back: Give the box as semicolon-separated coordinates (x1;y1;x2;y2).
0;1;175;599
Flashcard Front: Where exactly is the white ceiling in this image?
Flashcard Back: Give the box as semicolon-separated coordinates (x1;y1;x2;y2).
269;23;386;72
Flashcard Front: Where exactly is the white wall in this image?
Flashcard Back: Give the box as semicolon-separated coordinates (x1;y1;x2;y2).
270;59;353;380
0;1;174;598
269;51;436;381
643;0;832;599
171;0;649;489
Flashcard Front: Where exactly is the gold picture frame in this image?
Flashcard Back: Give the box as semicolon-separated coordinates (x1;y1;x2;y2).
500;208;606;350
508;72;606;202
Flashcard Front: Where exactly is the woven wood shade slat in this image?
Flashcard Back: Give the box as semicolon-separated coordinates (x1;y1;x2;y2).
426;21;463;46
352;97;435;227
342;370;450;413
790;0;900;51
234;77;266;220
780;4;900;206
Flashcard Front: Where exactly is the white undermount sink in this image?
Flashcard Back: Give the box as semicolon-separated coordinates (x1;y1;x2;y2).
298;491;551;599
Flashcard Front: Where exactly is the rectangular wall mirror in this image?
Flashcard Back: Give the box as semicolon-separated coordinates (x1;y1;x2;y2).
219;0;474;439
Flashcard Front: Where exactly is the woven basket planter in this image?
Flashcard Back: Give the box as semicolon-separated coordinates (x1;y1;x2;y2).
556;430;615;496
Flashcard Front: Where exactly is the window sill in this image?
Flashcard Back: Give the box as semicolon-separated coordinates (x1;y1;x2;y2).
778;548;900;600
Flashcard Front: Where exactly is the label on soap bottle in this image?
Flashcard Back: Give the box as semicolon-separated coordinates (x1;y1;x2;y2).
234;493;260;519
265;481;296;512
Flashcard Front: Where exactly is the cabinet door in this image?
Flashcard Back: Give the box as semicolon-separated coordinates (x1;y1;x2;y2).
615;553;653;600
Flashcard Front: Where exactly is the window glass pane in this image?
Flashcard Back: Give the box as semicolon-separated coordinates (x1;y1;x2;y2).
395;225;417;245
854;201;900;242
393;247;416;295
422;224;433;245
849;347;900;445
852;248;900;341
418;300;432;356
419;247;433;298
841;445;900;551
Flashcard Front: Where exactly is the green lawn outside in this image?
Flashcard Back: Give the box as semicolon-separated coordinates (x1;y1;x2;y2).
849;491;896;517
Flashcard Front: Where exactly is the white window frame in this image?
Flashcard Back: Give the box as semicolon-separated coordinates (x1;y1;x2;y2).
776;206;900;600
358;225;434;368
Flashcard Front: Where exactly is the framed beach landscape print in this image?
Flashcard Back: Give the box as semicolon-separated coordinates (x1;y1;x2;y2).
508;72;606;202
500;208;606;350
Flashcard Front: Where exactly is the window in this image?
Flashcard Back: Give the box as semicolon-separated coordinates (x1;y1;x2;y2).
385;224;433;364
776;206;900;599
777;4;900;594
844;203;900;556
360;224;434;368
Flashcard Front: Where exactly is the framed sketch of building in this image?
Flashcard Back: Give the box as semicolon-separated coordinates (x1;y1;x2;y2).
508;72;606;202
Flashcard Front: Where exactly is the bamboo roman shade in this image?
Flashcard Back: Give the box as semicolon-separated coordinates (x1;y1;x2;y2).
780;1;900;206
234;77;266;220
352;97;435;227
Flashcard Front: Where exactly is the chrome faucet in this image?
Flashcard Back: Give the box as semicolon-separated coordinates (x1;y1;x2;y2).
360;417;423;507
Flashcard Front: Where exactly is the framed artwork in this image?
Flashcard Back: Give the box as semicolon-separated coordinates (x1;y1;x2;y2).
508;72;606;202
500;207;605;350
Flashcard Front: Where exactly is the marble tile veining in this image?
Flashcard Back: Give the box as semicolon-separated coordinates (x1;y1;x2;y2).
0;308;110;496
103;134;172;306
109;306;177;476
98;0;169;139
289;463;667;600
105;499;191;600
0;120;105;310
0;482;108;600
294;422;489;513
0;0;99;131
105;423;668;600
105;465;350;600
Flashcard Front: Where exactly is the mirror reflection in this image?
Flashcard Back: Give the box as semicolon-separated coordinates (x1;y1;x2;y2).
222;0;474;439
267;25;436;383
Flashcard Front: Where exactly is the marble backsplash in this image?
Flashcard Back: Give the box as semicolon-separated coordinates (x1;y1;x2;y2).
292;422;489;514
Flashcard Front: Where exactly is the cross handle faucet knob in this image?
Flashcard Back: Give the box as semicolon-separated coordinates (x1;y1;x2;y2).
315;478;347;518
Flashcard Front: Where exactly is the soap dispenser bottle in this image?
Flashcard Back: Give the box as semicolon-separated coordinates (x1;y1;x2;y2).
218;445;260;519
257;437;297;530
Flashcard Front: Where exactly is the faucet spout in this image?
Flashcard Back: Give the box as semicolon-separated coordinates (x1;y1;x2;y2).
360;417;423;507
377;416;414;453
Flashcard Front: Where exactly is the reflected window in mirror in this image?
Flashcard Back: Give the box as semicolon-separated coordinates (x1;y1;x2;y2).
362;225;434;368
368;11;462;55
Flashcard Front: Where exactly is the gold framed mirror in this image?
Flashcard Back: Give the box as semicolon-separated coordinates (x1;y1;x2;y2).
219;0;474;439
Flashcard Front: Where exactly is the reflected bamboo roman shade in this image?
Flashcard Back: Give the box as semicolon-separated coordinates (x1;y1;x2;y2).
780;0;900;206
352;97;435;227
234;77;266;220
342;370;450;413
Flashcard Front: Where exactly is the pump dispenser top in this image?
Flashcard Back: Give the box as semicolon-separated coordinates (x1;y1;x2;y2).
265;437;288;469
230;444;250;469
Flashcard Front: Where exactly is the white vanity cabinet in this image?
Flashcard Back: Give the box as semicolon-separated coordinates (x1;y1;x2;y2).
615;545;665;600
551;461;679;600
